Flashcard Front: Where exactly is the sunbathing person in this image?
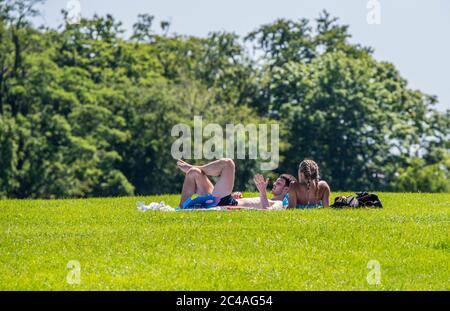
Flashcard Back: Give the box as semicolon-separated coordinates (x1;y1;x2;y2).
287;159;331;208
236;173;296;209
176;159;296;210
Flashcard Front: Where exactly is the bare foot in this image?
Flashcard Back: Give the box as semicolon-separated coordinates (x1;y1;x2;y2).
177;159;193;174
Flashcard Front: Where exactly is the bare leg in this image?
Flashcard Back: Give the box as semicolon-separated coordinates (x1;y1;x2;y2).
198;158;235;198
176;159;193;174
179;167;214;207
178;158;234;178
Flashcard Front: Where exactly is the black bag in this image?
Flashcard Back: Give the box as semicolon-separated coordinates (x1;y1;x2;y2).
331;192;383;208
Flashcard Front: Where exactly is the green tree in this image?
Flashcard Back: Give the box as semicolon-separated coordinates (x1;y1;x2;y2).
392;153;450;193
0;3;448;198
247;12;448;191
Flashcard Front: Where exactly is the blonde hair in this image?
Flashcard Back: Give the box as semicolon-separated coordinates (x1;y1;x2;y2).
299;159;320;200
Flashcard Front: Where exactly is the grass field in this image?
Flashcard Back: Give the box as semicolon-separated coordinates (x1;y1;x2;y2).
0;192;449;290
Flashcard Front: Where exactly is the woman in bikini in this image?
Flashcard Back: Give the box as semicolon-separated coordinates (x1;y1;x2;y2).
287;159;331;209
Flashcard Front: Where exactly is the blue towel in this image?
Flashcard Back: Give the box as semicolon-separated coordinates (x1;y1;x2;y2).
182;194;221;210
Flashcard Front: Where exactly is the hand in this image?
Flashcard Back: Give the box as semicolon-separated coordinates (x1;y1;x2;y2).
232;192;243;199
253;174;269;194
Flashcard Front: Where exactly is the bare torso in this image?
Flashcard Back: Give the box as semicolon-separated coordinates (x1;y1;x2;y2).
290;181;330;207
237;197;283;209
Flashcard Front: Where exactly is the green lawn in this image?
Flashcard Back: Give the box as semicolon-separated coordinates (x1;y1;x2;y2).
0;193;449;290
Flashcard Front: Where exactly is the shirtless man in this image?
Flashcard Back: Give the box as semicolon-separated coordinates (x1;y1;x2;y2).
176;159;296;210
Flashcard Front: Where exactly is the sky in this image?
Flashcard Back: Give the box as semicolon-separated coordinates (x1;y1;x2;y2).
34;0;450;111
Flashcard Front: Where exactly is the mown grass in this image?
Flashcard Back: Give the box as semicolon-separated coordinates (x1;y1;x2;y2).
0;192;449;290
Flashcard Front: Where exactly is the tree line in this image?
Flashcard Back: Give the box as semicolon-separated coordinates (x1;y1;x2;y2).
0;0;448;198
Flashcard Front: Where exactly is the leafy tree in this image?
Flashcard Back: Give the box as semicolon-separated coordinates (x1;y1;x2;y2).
0;3;448;198
392;152;450;193
0;115;18;197
246;12;448;191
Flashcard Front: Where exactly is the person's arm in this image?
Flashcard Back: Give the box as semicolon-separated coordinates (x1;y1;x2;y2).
287;182;298;209
253;174;270;209
271;200;284;210
320;182;331;208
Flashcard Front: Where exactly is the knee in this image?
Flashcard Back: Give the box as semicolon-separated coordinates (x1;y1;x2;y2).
221;158;235;170
186;167;202;177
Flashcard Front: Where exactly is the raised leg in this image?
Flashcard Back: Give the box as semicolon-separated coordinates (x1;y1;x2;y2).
179;167;214;207
198;158;235;198
176;159;193;174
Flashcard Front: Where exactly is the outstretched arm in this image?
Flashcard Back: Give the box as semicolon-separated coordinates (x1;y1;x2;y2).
254;174;270;209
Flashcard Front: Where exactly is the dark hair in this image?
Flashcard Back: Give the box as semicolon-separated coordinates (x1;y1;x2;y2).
279;174;297;187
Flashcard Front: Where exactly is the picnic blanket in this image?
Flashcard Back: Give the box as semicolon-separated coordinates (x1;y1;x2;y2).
136;201;278;212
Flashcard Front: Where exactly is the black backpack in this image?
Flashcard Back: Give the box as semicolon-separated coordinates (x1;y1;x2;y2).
331;192;383;208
